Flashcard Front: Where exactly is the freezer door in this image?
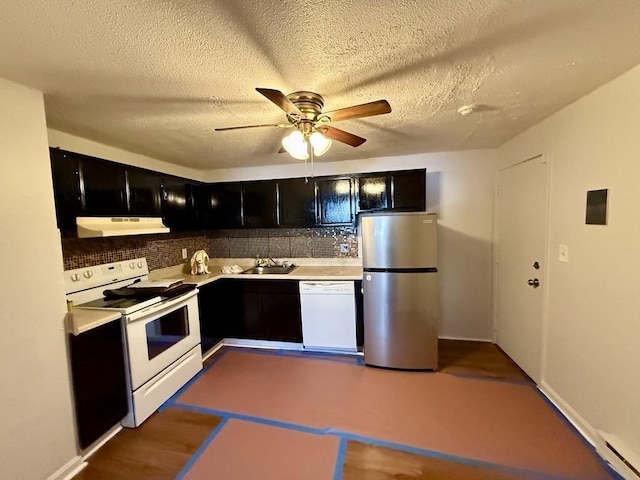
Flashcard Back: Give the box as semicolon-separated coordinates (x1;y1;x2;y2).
361;212;437;269
363;271;438;369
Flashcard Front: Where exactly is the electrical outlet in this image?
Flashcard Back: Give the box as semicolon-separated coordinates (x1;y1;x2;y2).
181;248;188;260
558;244;568;263
340;243;350;254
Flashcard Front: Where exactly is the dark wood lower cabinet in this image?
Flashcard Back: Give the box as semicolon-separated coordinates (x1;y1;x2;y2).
198;279;303;349
198;279;243;354
68;320;128;450
241;280;302;342
198;279;364;350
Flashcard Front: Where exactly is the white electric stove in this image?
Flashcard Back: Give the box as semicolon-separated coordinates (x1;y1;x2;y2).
65;258;202;428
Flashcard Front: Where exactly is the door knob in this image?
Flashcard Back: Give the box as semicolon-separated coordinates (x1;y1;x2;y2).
527;278;540;288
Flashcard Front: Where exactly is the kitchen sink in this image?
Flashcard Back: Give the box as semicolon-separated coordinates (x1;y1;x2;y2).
241;265;298;275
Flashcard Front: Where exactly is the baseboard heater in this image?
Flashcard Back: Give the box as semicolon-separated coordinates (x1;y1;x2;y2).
598;431;640;478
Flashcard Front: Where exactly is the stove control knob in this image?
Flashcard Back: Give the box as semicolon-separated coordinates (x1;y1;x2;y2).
129;262;136;269
71;273;81;282
83;270;94;279
137;261;143;269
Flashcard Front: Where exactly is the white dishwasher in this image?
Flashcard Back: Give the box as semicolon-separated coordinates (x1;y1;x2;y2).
299;281;357;352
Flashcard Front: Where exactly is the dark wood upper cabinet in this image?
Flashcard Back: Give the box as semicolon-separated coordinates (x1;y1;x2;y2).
187;183;209;228
357;174;389;211
355;169;425;213
50;149;81;235
161;175;190;230
207;183;243;229
159;178;206;231
278;178;317;227
317;177;353;225
390;169;426;211
49;147;426;234
243;181;278;228
79;157;127;215
126;167;162;217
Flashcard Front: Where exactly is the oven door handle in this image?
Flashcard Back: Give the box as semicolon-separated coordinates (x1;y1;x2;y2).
125;288;199;323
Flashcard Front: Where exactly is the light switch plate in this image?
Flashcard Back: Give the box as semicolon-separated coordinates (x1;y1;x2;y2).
558;244;569;263
181;248;188;260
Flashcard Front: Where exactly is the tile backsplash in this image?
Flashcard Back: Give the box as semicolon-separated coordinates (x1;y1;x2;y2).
209;227;358;260
62;227;358;271
61;231;209;271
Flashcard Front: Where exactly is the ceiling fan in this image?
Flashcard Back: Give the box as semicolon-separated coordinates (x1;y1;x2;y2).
215;88;391;160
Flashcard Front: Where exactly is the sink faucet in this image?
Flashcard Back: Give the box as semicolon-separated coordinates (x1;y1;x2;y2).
267;257;280;267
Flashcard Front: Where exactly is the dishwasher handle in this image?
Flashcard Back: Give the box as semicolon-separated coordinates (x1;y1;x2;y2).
299;281;354;294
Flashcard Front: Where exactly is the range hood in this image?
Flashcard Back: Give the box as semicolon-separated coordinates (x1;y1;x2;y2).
76;217;170;238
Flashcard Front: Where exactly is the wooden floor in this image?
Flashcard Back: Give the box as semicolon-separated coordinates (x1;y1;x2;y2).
437;339;532;383
75;341;533;479
75;408;221;480
343;441;527;480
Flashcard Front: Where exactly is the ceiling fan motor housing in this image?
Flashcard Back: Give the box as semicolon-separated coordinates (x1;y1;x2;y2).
286;91;325;120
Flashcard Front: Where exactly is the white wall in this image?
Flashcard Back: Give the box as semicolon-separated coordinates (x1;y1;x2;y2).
0;79;78;478
500;64;640;466
48;129;203;181
205;150;499;341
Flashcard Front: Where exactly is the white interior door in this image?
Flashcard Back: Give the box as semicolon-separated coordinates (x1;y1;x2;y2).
495;155;549;382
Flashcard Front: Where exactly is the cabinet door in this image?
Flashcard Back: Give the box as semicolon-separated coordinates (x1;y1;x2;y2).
358;174;389;211
69;321;128;449
161;176;190;230
259;281;302;342
391;169;426;211
208;183;243;229
243;181;278;228
188;183;209;229
317;178;353;225
49;148;81;235
79;157;128;215
126;167;162;216
198;280;242;354
278;178;317;227
241;280;302;342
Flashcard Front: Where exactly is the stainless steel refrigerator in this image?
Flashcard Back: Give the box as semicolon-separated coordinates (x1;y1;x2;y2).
361;212;438;370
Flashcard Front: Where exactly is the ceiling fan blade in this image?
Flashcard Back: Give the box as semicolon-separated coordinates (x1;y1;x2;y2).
319;125;366;147
215;123;288;131
256;88;302;116
324;100;391;123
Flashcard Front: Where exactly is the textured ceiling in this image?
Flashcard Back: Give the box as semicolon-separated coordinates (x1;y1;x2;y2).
2;0;640;170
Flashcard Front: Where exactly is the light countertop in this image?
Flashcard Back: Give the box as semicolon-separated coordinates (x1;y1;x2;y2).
65;309;122;336
67;258;363;335
149;258;363;287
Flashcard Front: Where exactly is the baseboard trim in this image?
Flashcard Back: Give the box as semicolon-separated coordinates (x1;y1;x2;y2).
438;335;493;342
539;382;635;479
46;456;86;480
81;424;122;461
222;338;304;351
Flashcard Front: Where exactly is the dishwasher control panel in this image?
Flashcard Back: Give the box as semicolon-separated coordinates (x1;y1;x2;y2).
299;281;355;295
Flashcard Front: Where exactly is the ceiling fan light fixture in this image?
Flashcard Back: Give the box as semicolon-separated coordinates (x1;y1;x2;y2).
309;131;332;156
282;130;309;160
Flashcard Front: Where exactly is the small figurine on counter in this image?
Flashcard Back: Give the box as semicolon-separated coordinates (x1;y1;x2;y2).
190;250;210;275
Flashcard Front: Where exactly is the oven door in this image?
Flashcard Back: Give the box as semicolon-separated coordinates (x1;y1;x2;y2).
124;289;200;391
